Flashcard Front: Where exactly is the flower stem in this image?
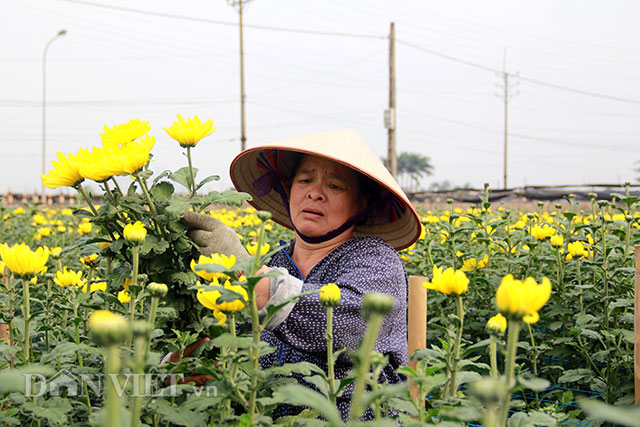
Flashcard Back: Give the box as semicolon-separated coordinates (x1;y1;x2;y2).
326;307;337;405
128;246;140;346
105;344;121;427
186;146;196;198
247;221;267;421
103;180;118;206
500;320;522;425
22;278;31;365
131;335;145;427
76;185;99;216
135;174;163;234
449;295;465;397
146;296;160;361
489;335;498;379
349;313;384;422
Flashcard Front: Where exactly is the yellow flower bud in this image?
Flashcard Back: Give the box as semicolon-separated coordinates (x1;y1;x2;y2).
88;310;130;346
486;313;507;335
362;293;394;316
124;221;147;245
320;283;341;307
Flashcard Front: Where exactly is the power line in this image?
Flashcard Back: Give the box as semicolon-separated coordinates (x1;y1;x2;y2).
55;0;385;39
397;39;640;105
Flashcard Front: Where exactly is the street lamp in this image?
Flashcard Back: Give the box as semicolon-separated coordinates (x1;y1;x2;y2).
42;29;67;199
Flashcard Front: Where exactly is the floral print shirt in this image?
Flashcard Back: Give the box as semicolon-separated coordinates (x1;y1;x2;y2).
260;236;408;421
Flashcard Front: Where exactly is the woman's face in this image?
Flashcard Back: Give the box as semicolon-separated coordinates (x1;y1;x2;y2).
289;155;362;238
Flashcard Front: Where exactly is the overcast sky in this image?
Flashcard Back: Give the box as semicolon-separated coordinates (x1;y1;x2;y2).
1;0;639;196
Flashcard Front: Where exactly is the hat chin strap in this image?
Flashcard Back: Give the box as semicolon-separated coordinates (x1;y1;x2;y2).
292;198;386;244
252;167;398;245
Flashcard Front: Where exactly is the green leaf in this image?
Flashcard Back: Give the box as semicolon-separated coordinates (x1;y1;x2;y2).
507;411;557;426
40;342;95;364
387;397;419;416
517;375;550;391
455;371;481;387
165;196;192;219
275;384;343;426
581;398;640;426
149;395;206;427
170;272;197;286
194;174;220;192
304;374;330;398
0;365;56;394
580;329;603;340
140;234;170;255
152;181;175;202
558;368;592;384
23;397;73;425
170;166;198;191
202;189;252;207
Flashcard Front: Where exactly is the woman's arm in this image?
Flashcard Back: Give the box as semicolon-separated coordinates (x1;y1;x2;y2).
267;241;407;355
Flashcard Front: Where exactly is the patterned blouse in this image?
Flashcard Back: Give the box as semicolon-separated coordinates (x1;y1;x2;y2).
260;236;408;421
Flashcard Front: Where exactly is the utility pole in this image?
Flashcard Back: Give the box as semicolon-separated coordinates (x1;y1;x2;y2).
42;29;67;199
385;22;397;179
228;0;251;152
496;48;518;190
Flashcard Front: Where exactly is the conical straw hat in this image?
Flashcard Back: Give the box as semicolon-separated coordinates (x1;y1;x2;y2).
229;129;421;251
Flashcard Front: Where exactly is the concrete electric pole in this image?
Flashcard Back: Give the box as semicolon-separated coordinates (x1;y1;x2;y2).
496;49;518;190
385;22;397;180
227;0;252;152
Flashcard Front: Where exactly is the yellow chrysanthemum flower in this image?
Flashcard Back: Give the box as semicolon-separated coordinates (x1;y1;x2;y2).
213;309;227;326
320;283;341;307
424;266;469;296
77;222;92;235
54;267;85;288
496;274;551;324
81;253;100;268
101;119;151;148
197;279;248;313
88;310;130;346
164;114;217;147
32;214;47;225
461;255;489;272
550;234;564;247
246;242;271;256
120;135;155;174
118;289;131;303
0;243;49;277
80;279;107;293
123;221;147;244
78;146;128;182
530;224;555;240
41;151;86;189
486;313;507;335
191;253;236;282
566;241;588;261
0;260;7;277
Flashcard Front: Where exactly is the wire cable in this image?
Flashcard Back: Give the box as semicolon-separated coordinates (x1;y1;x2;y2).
54;0;385;39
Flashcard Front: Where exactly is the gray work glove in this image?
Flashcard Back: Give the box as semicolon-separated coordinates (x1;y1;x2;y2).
181;211;250;260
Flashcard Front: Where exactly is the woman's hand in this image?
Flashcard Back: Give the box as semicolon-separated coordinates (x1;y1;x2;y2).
255;265;271;310
165;337;215;386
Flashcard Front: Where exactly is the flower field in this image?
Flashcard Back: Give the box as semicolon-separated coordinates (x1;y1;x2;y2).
1;116;638;426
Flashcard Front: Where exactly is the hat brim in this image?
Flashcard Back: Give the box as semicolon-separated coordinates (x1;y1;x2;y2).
229;129;421;251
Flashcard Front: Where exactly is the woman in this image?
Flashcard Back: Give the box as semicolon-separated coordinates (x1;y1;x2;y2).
181;129;421;420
